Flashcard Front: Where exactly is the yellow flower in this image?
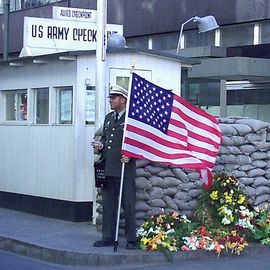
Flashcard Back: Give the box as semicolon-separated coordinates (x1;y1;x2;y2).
210;191;219;200
224;191;233;204
142;237;150;245
237;194;245;204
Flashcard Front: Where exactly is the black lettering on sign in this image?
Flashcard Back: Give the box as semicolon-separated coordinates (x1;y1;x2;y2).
32;25;43;38
73;28;94;42
107;31;117;39
92;30;97;42
73;28;78;41
47;26;69;40
60;9;71;17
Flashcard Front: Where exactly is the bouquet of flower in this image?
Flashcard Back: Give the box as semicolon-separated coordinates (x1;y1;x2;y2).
181;226;224;255
194;173;249;229
136;212;197;252
218;230;248;255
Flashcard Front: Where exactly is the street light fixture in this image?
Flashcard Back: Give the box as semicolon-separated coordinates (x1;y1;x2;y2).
176;15;219;54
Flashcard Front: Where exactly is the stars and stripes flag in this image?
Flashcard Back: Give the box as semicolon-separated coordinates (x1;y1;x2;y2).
121;73;222;190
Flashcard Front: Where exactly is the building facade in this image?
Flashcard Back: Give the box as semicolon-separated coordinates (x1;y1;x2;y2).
1;0;270;121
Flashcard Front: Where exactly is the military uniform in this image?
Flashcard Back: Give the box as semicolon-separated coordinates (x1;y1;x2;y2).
99;110;137;244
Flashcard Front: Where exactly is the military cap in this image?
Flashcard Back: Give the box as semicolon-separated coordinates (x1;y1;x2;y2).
108;84;128;99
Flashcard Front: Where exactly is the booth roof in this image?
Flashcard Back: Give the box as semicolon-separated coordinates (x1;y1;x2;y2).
0;47;199;67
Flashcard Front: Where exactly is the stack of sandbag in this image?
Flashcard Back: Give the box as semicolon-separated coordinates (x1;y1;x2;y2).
215;117;270;209
135;159;204;226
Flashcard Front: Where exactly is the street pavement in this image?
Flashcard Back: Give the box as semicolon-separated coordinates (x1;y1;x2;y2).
1;249;270;270
0;207;269;268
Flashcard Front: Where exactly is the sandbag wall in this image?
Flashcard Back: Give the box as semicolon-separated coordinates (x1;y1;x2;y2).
95;117;270;229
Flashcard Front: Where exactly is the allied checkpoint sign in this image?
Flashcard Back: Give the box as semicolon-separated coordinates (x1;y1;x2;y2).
52;6;97;22
20;7;123;56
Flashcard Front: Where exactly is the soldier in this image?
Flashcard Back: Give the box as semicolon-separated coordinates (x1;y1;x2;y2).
93;85;137;250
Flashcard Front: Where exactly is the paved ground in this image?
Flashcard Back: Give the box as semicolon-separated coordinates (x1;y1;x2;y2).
0;207;269;268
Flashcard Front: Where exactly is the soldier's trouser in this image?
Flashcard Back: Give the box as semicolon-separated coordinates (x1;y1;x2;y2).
101;176;137;243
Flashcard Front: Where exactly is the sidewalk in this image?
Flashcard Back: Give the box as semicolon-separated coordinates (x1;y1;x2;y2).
0;207;269;267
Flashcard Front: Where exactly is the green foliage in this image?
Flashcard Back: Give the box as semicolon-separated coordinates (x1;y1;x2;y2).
253;206;270;245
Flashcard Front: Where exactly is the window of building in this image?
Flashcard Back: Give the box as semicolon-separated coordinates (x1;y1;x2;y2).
126;36;149;49
227;83;270;122
151;32;179;51
0;0;62;14
10;0;22;11
4;90;27;121
0;0;3;14
85;86;95;124
56;87;73;124
34;88;49;124
220;23;254;47
181;78;220;116
260;21;270;44
184;29;216;48
116;76;129;90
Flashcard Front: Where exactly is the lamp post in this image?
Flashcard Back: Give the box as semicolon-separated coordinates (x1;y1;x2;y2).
176;15;219;54
95;0;107;128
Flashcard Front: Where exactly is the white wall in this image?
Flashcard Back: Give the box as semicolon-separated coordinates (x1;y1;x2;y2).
0;58;80;201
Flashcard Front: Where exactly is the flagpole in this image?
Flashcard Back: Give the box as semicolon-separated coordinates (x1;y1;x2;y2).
113;162;125;252
113;68;134;252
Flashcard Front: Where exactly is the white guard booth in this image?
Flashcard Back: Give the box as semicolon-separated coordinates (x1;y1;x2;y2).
0;48;192;221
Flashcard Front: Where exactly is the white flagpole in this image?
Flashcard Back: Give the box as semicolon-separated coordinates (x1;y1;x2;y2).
113;162;125;252
113;69;134;252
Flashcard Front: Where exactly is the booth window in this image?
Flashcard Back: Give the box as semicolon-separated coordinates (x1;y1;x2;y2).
56;87;73;124
5;90;27;121
34;88;49;124
85;86;95;124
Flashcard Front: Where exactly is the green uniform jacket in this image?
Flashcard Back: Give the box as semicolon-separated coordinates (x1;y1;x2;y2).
99;111;136;178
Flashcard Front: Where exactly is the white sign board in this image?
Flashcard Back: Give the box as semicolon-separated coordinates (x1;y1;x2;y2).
23;17;123;51
53;6;97;22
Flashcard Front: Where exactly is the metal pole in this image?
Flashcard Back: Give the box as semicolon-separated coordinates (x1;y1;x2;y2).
220;79;227;118
176;17;194;54
95;0;107;127
3;0;10;60
113;163;125;252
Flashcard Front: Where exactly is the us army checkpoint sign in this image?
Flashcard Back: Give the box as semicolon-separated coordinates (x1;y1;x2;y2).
23;16;123;51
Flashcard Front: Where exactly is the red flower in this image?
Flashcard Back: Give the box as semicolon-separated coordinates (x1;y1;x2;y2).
199;227;210;237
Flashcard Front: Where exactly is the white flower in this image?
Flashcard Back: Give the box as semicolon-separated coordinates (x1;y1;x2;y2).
236;219;254;230
221;217;231;225
165;228;175;235
181;215;191;223
136;227;147;237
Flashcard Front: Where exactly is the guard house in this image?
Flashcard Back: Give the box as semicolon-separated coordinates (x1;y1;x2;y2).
0;48;195;221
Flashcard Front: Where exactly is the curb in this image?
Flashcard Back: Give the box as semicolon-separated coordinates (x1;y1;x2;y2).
0;236;167;266
0;235;269;267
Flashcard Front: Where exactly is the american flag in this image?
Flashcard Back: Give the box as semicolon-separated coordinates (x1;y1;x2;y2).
121;73;222;190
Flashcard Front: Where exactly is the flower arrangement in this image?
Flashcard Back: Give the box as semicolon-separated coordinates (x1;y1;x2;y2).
136;212;197;252
136;172;270;256
194;173;249;228
253;205;270;245
181;227;224;255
